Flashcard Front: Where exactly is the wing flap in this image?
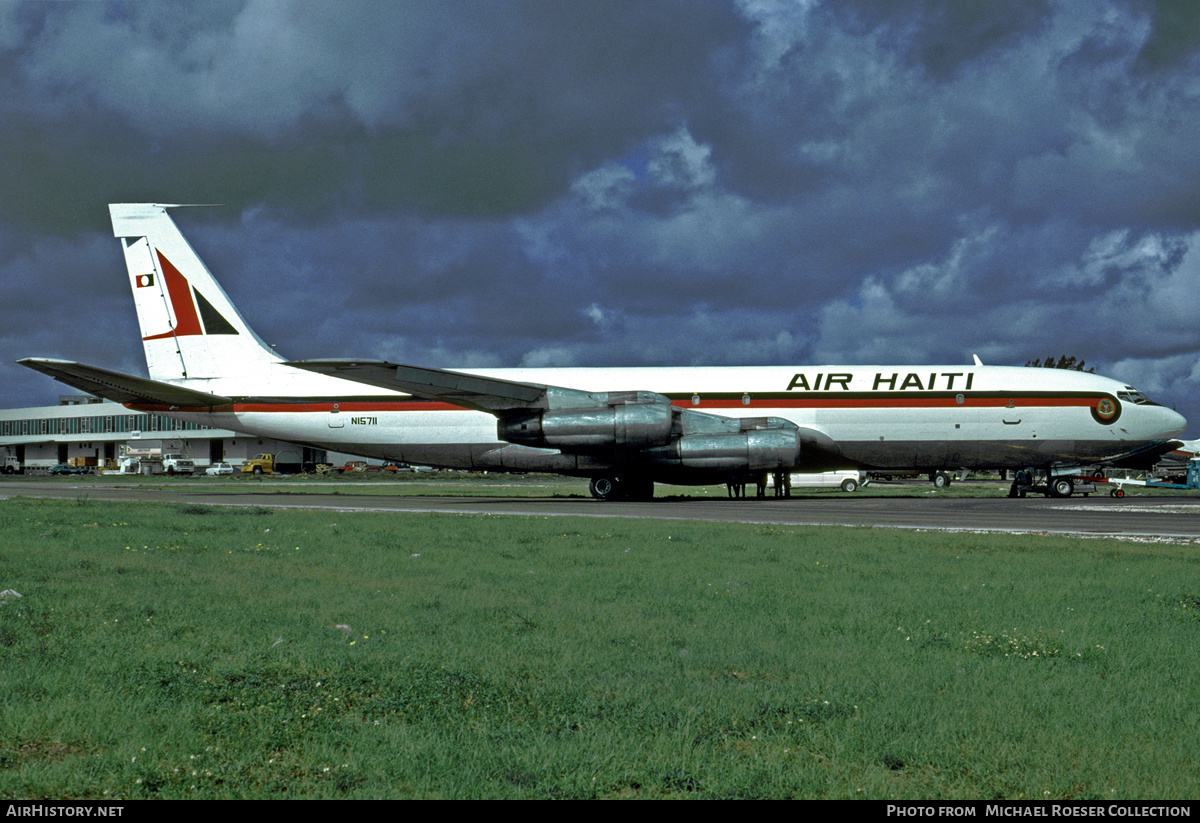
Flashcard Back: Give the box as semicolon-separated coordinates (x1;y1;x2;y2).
18;358;233;408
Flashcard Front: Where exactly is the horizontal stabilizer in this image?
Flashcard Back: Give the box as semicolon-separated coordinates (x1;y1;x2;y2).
17;358;233;408
287;359;546;412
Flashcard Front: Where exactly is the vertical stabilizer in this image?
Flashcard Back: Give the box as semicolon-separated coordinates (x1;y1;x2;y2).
109;204;282;381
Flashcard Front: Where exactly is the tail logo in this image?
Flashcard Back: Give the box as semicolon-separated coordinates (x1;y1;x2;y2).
143;250;238;341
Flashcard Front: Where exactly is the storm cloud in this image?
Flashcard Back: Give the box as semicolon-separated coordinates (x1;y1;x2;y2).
3;0;1198;432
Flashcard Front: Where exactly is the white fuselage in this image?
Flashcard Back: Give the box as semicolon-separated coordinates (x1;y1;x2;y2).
142;362;1187;477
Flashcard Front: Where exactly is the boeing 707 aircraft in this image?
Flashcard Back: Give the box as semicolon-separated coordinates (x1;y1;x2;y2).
19;203;1188;499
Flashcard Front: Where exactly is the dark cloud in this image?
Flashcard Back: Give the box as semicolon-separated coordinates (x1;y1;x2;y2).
1;0;749;227
827;0;1053;79
1135;0;1200;73
2;0;1199;433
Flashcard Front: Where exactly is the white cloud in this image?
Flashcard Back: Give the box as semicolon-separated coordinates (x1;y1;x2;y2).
570;164;637;213
648;127;717;190
520;344;582;369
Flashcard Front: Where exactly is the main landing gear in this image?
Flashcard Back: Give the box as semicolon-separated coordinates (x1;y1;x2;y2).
588;475;655;501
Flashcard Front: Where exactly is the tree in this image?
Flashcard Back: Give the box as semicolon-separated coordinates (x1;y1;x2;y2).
1023;355;1095;373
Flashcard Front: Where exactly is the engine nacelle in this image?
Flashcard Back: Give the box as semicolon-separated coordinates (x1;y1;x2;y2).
499;402;675;450
642;428;802;471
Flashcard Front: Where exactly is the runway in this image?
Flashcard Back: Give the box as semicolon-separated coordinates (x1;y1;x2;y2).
5;479;1200;540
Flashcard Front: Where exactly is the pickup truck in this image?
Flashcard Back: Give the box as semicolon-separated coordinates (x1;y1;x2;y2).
161;454;195;475
241;454;275;475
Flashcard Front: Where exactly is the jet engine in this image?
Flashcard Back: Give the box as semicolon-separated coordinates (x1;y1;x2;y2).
496;391;840;479
641;427;802;470
499;401;674;450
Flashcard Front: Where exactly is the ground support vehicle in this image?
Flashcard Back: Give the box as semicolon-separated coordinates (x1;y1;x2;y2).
161;454;194;475
99;457;142;475
1007;469;1097;498
241;454;276;475
1087;458;1200;498
240;452;330;475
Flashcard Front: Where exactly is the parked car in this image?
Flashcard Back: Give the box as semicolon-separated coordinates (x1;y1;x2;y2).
771;470;870;493
336;460;369;474
366;461;412;473
205;462;234;476
50;464;91;475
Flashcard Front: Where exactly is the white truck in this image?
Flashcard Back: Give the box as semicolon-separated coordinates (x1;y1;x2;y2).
161;454;195;475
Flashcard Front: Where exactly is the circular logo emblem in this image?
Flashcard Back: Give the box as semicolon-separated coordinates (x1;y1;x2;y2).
1093;397;1118;422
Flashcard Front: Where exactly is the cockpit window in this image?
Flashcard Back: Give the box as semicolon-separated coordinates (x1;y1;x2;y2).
1118;387;1158;406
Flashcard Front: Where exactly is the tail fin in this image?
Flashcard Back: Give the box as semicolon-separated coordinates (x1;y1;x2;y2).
109;204;282;382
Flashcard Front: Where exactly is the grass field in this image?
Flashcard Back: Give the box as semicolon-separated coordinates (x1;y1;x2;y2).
1;494;1198;799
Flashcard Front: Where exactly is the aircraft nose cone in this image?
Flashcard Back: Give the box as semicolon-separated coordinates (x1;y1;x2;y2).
1158;406;1188;439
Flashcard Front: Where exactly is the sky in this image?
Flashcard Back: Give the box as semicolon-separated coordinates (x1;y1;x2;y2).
3;0;1200;435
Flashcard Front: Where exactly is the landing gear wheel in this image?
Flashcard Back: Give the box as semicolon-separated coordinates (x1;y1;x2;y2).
589;477;616;500
589;475;654;501
1051;477;1074;498
933;472;951;489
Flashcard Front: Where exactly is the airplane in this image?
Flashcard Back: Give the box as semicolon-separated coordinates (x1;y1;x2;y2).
18;203;1189;500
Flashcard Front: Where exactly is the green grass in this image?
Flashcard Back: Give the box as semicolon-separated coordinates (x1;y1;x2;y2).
1;498;1198;798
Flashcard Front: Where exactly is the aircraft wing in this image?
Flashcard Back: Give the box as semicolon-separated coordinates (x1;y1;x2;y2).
288;358;845;468
286;359;549;412
17;358;233;408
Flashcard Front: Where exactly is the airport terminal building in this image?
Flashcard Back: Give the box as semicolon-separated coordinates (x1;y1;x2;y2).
0;394;323;472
